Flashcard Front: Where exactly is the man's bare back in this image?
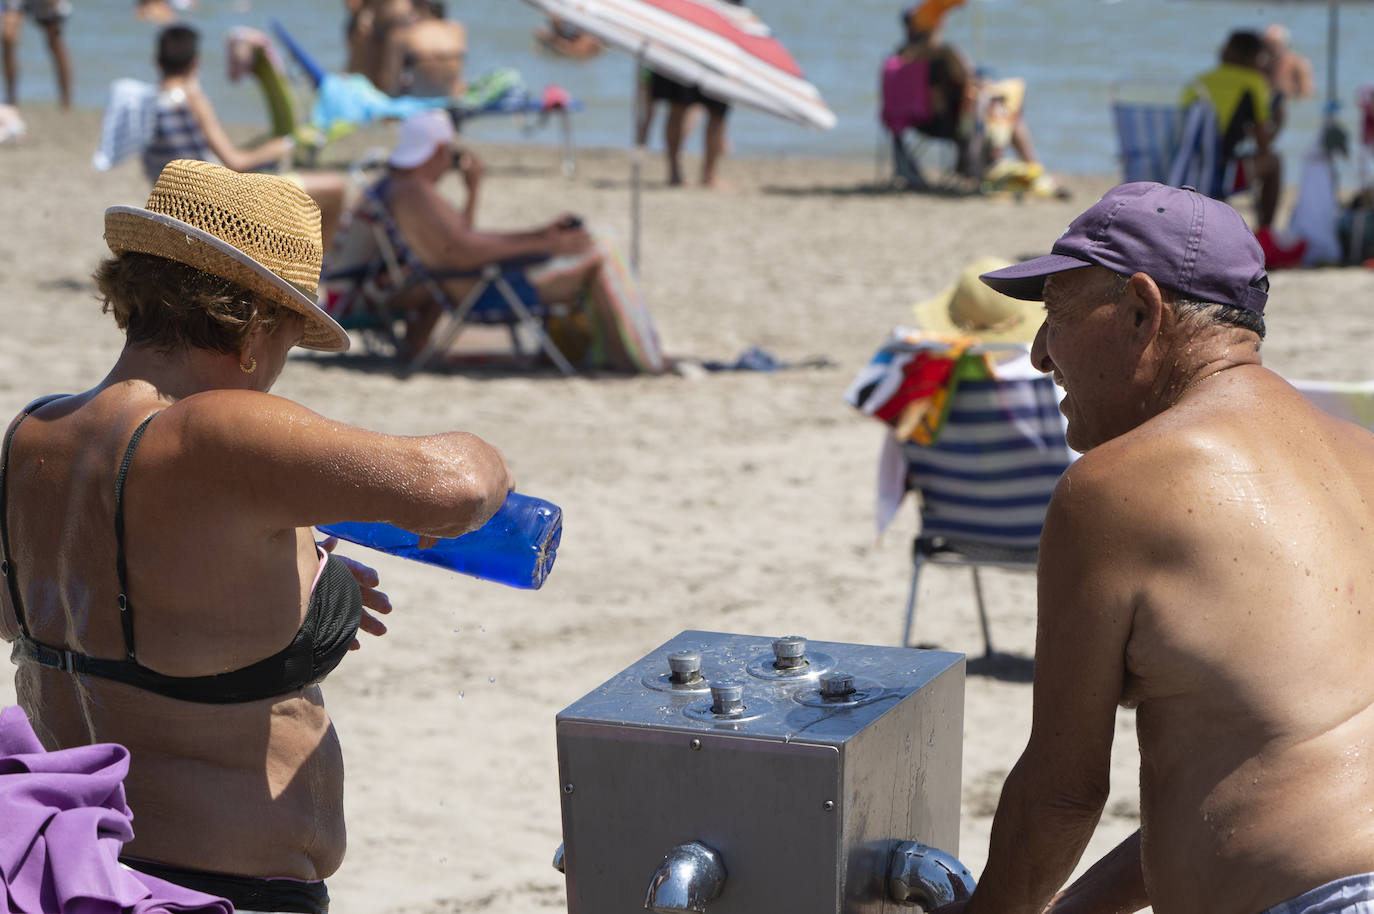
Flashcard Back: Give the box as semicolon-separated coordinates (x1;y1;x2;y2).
1068;367;1374;913
948;183;1374;914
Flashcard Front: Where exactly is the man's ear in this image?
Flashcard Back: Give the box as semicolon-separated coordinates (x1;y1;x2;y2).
1124;271;1164;348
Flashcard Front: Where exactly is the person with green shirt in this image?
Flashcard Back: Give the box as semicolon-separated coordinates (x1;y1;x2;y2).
1182;30;1301;266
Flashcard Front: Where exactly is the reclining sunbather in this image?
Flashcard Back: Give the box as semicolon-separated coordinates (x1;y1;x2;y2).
348;109;665;373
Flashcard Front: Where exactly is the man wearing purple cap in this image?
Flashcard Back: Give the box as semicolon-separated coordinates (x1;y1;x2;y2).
940;183;1374;914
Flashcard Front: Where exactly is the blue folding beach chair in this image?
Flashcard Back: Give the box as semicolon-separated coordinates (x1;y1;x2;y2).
320;153;576;376
897;344;1074;656
1112;78;1239;198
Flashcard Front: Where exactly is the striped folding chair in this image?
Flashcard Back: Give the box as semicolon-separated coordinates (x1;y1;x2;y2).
898;347;1074;656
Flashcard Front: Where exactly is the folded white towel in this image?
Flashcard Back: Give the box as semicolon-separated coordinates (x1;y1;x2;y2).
92;78;157;172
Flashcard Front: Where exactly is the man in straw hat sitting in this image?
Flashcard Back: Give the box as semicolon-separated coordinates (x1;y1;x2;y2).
343;109;665;373
2;158;515;912
934;182;1374;914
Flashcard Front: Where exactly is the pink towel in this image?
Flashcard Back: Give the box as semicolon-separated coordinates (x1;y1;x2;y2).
880;55;933;133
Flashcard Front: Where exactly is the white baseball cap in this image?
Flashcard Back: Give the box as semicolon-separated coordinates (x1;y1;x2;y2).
388;109;455;169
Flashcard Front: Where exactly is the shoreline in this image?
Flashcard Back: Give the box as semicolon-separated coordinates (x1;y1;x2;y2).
5;100;1129;184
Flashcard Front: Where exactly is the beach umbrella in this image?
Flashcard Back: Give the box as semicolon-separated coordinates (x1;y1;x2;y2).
517;0;836;270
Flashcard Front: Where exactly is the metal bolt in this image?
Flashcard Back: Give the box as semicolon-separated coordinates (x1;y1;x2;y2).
819;671;856;699
689;738;702;751
563;783;575;794
667;649;703;685
709;682;745;716
772;635;808;670
823;800;835;811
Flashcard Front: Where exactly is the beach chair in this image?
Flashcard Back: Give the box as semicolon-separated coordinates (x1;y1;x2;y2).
1111;81;1185;184
896;345;1073;655
879;54;978;191
1111;78;1242;199
320;153;576;376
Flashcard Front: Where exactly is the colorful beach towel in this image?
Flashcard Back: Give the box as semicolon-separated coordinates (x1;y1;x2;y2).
92;79;156;171
844;330;992;445
533;234;666;375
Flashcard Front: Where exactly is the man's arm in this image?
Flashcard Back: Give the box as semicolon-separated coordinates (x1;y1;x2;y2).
397;180;589;270
1042;830;1148;914
962;457;1140;914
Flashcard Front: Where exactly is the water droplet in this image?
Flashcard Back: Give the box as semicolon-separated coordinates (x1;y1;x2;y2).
488;676;497;684
457;691;465;699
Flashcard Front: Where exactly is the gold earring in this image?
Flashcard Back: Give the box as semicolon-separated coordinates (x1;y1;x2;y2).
239;356;257;374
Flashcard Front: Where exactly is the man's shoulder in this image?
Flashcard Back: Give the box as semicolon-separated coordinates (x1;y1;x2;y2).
1050;419;1220;519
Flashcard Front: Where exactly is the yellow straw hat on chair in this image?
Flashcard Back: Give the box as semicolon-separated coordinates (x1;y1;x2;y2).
912;256;1044;344
103;159;350;352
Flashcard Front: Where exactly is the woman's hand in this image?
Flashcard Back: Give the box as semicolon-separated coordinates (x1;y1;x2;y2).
320;536;392;649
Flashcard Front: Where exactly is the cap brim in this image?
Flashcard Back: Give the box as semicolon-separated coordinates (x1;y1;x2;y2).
388;145;437;169
979;253;1093;301
105;206;350;353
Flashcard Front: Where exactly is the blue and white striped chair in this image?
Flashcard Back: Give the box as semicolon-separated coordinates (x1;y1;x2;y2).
899;348;1074;655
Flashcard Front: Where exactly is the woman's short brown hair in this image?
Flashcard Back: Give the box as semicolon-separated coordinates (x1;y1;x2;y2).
94;252;290;353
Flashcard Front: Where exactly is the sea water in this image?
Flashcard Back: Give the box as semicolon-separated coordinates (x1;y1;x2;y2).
12;0;1374;183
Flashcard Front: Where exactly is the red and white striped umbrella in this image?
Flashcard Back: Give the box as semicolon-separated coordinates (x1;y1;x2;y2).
521;0;836;130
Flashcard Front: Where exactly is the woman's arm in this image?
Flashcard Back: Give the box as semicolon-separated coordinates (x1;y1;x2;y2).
162;390;514;537
185;84;293;174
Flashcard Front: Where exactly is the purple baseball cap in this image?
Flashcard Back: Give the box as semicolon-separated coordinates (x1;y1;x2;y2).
979;182;1269;314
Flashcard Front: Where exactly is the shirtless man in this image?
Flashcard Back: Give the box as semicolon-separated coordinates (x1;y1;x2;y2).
939;182;1374;914
356;110;663;373
1263;23;1316;105
378;0;465;98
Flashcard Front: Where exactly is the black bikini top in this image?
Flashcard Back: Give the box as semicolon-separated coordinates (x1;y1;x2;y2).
2;396;363;704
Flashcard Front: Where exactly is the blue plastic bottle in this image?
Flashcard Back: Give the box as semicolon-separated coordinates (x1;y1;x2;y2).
317;492;562;590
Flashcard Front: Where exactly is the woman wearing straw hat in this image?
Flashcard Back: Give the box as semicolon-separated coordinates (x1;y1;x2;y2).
0;159;513;913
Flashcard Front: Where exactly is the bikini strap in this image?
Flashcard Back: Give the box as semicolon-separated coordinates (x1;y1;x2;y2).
114;412;159;662
0;395;71;639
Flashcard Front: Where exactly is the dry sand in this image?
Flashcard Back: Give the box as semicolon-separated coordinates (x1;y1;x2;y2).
2;105;1372;913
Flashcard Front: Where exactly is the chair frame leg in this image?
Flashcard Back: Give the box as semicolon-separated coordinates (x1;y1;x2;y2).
969;567;995;658
401;270;576;378
901;551;925;648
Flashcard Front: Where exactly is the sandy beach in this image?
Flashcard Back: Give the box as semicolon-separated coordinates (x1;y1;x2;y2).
2;104;1372;913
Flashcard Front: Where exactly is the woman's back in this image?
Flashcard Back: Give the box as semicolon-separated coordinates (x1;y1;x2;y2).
2;386;349;880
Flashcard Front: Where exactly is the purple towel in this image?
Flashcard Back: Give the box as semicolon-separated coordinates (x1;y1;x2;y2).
0;706;231;914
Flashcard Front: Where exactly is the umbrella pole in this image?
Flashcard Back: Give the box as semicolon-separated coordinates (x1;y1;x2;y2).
631;47;647;274
1326;2;1339;116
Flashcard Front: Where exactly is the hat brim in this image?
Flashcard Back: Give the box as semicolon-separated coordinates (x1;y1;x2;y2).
912;283;1045;344
105;206;350;353
388;143;443;169
979;252;1093;302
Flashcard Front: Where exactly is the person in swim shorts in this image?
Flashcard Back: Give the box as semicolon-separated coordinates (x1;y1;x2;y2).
1;0;72;108
0;159;514;913
932;182;1374;914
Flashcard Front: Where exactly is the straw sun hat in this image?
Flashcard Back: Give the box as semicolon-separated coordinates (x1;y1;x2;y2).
103;159;350;352
912;256;1045;344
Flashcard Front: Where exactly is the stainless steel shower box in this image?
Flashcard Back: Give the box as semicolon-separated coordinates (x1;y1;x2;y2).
555;629;965;913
